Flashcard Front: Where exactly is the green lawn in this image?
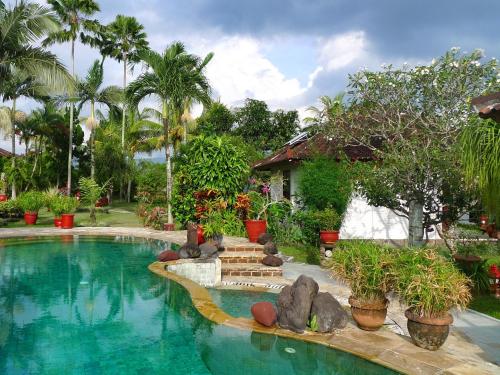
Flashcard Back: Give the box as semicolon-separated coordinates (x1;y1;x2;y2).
3;200;143;228
469;294;500;319
280;244;321;265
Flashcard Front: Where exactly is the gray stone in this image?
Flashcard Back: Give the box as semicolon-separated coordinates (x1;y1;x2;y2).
324;250;333;258
199;242;218;259
179;243;201;259
276;275;319;333
262;255;283;267
263;241;278;255
310;292;348;332
257;233;273;245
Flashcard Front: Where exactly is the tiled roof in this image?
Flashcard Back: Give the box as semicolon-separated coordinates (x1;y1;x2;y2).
471;92;500;121
253;133;374;170
0;148;13;157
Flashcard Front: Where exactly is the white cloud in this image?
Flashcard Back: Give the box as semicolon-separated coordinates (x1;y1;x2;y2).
318;31;367;71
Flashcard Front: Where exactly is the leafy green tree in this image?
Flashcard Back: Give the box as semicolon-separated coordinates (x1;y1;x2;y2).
78;176;109;225
76;60;121;178
196;101;235;135
270;109;300;150
127;42;212;224
44;0;100;193
329;49;497;246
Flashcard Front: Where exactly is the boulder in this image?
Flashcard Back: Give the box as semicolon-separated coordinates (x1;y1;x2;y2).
199;242;218;259
277;275;319;333
257;233;273;245
263;241;278;255
157;250;180;262
310;292;348;332
179;243;201;259
262;255;283;267
251;301;277;327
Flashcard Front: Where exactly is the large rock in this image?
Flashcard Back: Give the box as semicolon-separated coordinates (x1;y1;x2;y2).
251;301;277;327
157;250;180;262
199;242;218;259
262;255;283;267
179;243;201;259
310;292;348;332
263;241;278;255
276;275;319;333
257;233;273;245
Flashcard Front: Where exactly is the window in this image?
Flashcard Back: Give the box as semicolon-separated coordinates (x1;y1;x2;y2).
283;170;291;200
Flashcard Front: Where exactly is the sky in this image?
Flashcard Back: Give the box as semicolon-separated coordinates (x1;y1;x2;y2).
2;0;500;152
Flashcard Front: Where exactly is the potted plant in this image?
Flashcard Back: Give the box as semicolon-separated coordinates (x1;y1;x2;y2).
0;173;8;202
48;195;65;227
393;248;471;350
315;208;341;244
201;211;226;247
329;241;394;331
60;196;79;229
17;191;45;225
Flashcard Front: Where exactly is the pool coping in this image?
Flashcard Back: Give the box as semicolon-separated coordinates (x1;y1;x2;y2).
0;227;498;375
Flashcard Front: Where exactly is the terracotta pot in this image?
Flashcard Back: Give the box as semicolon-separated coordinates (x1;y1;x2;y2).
319;230;339;244
405;309;453;351
479;214;489;225
24;212;38;225
0;194;8;202
197;225;205;245
61;214;75;229
54;217;62;228
348;296;388;331
163;223;175;231
245;220;267;243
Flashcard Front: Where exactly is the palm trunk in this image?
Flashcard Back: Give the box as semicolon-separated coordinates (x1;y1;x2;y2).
408;200;424;247
90;101;96;179
67;39;75;195
162;100;173;224
10;97;16;199
127;179;132;203
121;56;127;149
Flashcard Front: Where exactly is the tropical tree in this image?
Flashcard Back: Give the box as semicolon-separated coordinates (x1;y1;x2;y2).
76;60;121;178
304;93;345;135
127;42;212;224
106;14;148;149
44;0;100;193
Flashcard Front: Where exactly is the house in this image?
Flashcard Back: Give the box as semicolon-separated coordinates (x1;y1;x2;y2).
253;133;441;243
0;148;13;157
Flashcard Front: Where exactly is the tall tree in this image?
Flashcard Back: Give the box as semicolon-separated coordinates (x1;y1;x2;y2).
106;15;148;150
127;42;212;224
76;60;121;178
44;0;100;193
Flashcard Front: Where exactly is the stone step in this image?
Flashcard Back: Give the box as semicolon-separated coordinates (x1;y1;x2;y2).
223;245;264;253
221;263;283;277
219;251;265;264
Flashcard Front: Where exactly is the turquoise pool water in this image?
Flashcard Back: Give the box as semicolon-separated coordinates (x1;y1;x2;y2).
0;236;398;374
209;288;278;319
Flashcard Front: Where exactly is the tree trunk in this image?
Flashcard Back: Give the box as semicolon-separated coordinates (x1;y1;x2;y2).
408;200;424;247
90;129;95;179
127;179;132;203
121;56;127;150
10;97;16;199
162;100;173;224
67;39;75;195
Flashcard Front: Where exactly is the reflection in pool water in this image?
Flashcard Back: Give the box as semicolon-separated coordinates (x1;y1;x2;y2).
0;236;398;374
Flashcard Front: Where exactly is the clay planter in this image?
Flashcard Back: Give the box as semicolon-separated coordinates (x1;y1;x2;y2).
319;230;339;244
163;223;175;231
197;226;205;245
54;217;62;228
0;194;8;202
348;296;388;331
61;214;75;229
245;220;267;243
405;309;453;351
24;212;38;225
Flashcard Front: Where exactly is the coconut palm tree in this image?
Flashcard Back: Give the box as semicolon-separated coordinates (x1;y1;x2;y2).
127;42;212;224
304;93;345;135
76;60;121;178
106;15;148;150
44;0;100;193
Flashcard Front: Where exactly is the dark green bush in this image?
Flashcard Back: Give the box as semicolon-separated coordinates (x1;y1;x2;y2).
135;161;167;204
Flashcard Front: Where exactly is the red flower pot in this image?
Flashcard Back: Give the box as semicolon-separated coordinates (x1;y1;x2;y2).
197;226;205;245
320;230;339;244
54;217;62;228
164;223;175;231
245;220;267;243
61;214;75;229
24;212;38;225
0;194;8;202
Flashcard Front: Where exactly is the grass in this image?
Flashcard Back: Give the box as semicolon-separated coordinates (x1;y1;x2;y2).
469;294;500;319
2;200;142;228
280;244;320;265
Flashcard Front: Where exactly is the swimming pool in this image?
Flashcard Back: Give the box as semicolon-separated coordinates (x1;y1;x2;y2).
0;236;398;374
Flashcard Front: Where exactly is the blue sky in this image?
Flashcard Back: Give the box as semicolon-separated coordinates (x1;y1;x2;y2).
3;0;500;151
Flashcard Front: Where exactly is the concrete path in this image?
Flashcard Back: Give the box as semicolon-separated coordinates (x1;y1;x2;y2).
283;261;500;366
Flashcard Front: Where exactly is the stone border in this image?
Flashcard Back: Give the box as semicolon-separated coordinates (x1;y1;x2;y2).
0;227;497;375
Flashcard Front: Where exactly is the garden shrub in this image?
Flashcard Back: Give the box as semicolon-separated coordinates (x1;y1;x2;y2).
135;161;167;204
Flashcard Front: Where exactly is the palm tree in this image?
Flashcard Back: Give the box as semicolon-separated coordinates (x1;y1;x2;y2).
76;60;121;178
106;15;148;150
127;42;212;224
304;93;345;135
44;0;100;193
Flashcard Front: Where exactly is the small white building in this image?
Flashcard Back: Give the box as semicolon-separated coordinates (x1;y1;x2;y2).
253;133;441;243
